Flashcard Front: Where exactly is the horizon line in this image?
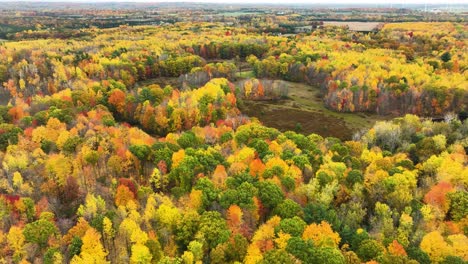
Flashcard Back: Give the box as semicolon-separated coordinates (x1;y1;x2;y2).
0;0;466;5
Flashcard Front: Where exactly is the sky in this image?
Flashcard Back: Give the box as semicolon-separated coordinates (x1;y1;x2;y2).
166;0;465;5
1;0;465;4
149;0;461;3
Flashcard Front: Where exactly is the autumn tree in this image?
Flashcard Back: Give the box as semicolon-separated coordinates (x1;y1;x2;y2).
71;228;109;264
198;211;230;250
23;214;59;249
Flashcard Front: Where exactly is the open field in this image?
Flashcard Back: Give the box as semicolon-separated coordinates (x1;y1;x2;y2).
239;80;390;140
138;77;181;88
235;70;255;79
322;21;383;31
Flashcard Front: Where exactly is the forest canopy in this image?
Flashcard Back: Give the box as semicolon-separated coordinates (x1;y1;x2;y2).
0;16;466;264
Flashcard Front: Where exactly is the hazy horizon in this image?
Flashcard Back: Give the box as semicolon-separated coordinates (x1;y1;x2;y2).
0;0;465;5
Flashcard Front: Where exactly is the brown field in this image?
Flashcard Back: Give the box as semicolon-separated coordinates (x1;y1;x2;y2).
239;80;390;140
323;21;382;31
241;101;355;140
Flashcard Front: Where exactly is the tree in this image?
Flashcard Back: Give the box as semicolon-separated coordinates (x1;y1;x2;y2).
440;52;451;63
63;218;91;244
227;205;243;234
273;199;302;219
304;203;341;229
0;124;22;151
23;217;59;249
7;226;25;261
145;238;163;263
175;211;200;250
71;228;109;264
220;181;256;209
212;165;228;189
285;237;314;262
188;189;203;211
257;181;284;210
0;64;8;82
407;247;431;264
356;239;385;262
420;231;453;263
199;211;230;250
150;168;168;192
260;249;296;264
13;171;23;191
44;247;63;264
424;181;453;214
115;185;136;208
183;251;196;264
225;234;249;262
210;243;227;264
108;89;126;114
446;234;467;261
129;145;151;163
69;236;84;259
187;240;203;262
77;194;106;220
249;158;266;178
155;200;180;229
277;216;307;237
370;202;394;240
396;213;413;247
257;81;265;98
194;177;219;210
244;80;253;98
387;240;407;257
131;244;152;264
372;121;402;152
302;221;341;247
447;191;468;221
177;131;200;149
311;247;346;264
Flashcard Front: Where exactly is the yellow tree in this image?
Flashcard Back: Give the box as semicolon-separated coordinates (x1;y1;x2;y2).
7;226;25;261
143;195;158;229
244;80;253;98
172;149;185;168
126;218;151;263
102;217;115;261
155;200;181;229
71;228;109;264
130;244;152;264
302;221;341;247
188;189;203;211
420;231;452;263
447;234;468;261
45;154;73;186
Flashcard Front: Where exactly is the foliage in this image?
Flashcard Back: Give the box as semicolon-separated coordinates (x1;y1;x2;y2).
0;19;466;263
